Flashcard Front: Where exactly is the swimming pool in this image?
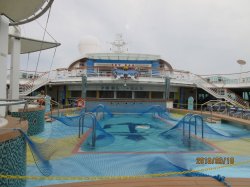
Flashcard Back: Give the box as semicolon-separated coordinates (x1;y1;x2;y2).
25;110;250;187
80;114;215;153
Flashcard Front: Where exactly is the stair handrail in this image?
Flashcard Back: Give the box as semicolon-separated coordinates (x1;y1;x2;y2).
224;89;249;108
20;71;49;89
196;73;249;108
190;73;249;109
20;71;50;94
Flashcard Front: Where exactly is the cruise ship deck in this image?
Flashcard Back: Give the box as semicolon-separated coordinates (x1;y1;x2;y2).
46;177;250;187
1;1;250;187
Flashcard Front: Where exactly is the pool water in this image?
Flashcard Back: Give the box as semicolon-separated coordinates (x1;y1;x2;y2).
81;114;214;153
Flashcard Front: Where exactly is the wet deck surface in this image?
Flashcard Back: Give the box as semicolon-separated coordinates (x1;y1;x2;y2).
44;177;250;187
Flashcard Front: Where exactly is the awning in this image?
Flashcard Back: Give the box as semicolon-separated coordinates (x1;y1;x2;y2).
8;34;60;54
0;0;53;25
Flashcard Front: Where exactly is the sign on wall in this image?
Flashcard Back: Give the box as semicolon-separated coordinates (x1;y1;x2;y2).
188;96;194;110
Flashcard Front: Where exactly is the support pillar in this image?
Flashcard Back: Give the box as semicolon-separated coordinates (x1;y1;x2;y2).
195;87;198;110
132;91;135;99
164;77;170;99
180;87;184;109
96;91;100;99
81;75;87;99
0;16;9;116
9;30;21;112
82;75;87;110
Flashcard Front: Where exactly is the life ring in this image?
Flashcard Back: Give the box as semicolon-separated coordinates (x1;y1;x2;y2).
37;98;45;105
77;98;85;107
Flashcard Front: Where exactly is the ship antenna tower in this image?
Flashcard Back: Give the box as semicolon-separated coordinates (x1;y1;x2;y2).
110;34;128;53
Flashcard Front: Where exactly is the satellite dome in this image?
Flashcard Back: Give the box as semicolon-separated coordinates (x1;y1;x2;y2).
237;59;246;65
78;35;101;56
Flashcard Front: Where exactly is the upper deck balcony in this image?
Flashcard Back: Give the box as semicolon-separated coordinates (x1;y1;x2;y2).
200;71;250;88
10;67;250;89
49;66;194;87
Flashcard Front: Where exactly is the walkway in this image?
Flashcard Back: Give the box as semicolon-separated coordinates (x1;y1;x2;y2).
45;177;250;187
170;108;250;126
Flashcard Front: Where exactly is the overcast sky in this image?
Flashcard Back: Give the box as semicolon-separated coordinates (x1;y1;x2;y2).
16;0;250;75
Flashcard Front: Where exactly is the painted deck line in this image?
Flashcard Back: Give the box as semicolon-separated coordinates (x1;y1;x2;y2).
72;129;92;154
194;136;226;153
44;177;250;187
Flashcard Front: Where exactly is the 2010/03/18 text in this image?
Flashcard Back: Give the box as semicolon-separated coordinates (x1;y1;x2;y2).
196;157;234;164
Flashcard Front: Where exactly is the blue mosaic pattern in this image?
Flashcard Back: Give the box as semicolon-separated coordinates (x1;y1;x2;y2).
0;135;26;187
12;109;45;136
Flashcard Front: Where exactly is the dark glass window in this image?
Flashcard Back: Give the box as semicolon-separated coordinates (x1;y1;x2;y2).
169;92;174;99
79;62;85;67
87;91;96;98
151;92;163;99
134;91;149;99
99;91;114;98
71;91;81;98
117;91;132;99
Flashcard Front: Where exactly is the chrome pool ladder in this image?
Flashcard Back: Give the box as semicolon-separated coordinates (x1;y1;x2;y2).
79;112;97;147
182;113;204;139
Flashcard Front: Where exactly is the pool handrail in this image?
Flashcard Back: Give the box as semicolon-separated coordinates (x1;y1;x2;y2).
188;114;204;139
50;99;60;117
182;113;194;137
79;112;96;147
92;104;105;120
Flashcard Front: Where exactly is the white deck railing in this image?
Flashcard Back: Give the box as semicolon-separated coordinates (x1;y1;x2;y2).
19;72;50;96
15;67;250;108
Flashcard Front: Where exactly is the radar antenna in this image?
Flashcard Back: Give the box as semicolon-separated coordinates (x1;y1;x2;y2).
110;34;128;53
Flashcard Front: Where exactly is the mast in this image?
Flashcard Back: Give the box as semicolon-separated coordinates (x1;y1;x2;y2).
110;34;128;53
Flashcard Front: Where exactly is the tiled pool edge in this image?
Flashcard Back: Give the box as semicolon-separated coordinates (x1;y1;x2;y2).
0;135;27;187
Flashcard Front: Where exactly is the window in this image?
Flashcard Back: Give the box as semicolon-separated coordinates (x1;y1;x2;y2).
87;91;96;98
134;91;149;99
169;92;174;99
71;91;81;98
151;92;163;99
79;62;85;67
117;91;132;99
99;91;114;98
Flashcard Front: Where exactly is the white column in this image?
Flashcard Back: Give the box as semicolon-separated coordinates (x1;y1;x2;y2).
9;35;21;112
132;91;135;99
0;16;9;116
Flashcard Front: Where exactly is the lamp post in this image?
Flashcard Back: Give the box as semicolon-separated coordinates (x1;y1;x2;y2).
237;60;246;83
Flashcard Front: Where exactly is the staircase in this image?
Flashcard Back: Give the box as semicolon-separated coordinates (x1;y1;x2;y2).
19;72;50;96
190;73;249;109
